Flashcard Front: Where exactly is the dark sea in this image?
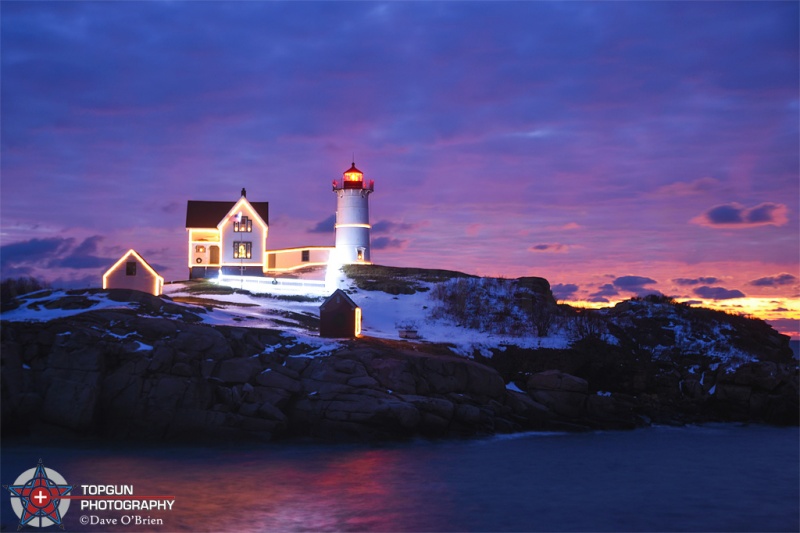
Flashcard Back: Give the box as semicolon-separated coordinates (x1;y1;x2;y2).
2;425;797;532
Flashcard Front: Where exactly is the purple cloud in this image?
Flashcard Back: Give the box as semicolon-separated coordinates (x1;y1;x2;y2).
749;273;798;287
673;277;721;286
613;276;658;290
590;283;619;299
691;203;789;228
767;318;799;337
0;238;73;271
308;215;335;234
530;243;570;253
610;276;661;298
49;236;117;270
693;286;746;300
551;283;578;300
1;236;120;276
372;237;407;250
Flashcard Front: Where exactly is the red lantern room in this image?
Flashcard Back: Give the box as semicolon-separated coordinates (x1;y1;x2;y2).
334;162;374;191
343;163;363;187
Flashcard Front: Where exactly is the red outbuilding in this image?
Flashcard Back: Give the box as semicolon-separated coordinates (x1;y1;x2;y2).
319;289;362;338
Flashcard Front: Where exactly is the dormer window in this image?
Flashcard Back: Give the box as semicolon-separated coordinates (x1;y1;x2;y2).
234;216;252;232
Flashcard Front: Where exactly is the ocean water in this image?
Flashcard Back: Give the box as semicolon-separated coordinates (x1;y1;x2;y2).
2;425;797;532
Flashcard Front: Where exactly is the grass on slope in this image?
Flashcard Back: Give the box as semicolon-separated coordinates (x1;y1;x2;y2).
343;264;475;295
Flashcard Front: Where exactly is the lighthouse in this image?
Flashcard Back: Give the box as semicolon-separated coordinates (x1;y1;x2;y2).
332;162;375;264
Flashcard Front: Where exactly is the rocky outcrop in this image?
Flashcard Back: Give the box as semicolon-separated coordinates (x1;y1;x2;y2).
286;344;515;439
484;339;798;428
520;369;640;430
2;293;797;444
1;310;577;443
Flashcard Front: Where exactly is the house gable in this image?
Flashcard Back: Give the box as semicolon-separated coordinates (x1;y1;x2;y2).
320;289;359;312
186;200;269;228
217;197;268;232
102;249;164;296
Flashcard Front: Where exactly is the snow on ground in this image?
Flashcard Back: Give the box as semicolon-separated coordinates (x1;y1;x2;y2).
506;382;525;393
1;279;573;357
1;274;767;368
0;291;140;322
168;277;572;354
340;279;571;355
3;277;570;357
609;301;760;370
164;282;321;334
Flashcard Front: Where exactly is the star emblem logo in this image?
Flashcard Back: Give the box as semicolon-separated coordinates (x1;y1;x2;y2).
4;459;73;530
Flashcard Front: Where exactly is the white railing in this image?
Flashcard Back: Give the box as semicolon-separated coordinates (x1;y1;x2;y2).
216;274;328;296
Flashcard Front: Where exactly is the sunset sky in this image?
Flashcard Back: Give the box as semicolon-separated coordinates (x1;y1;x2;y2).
1;1;798;337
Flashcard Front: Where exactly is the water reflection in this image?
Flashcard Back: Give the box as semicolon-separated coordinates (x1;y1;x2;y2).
61;445;453;532
3;427;797;532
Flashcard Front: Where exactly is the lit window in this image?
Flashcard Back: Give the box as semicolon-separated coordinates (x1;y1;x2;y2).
233;241;252;259
301;250;310;262
234;216;252;233
195;245;206;253
126;261;137;276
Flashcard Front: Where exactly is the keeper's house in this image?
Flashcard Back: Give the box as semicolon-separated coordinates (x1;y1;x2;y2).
186;188;335;280
186;188;271;279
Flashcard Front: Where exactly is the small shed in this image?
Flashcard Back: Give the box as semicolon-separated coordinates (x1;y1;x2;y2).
319;289;361;338
102;249;164;296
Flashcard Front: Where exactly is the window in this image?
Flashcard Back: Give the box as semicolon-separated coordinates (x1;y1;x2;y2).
126;261;137;276
233;241;252;259
301;250;310;262
195;245;206;253
234;216;252;232
357;248;365;261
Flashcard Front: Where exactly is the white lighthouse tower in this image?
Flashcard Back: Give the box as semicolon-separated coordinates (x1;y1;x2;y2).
332;162;374;264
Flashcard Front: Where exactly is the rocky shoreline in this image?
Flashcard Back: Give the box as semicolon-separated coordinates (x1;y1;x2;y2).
2;292;797;443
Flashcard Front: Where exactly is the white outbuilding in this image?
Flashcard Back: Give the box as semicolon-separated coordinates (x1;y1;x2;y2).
102;249;164;296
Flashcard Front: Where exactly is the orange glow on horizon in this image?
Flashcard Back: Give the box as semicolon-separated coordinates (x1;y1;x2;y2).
563;296;800;339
